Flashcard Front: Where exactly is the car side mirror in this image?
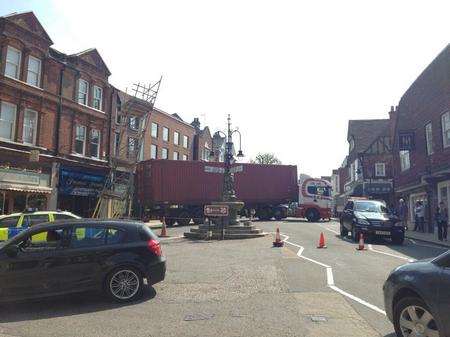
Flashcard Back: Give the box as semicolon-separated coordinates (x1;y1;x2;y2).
5;244;19;258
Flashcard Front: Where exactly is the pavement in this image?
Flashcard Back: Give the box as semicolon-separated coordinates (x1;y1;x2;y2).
0;219;447;337
405;229;450;248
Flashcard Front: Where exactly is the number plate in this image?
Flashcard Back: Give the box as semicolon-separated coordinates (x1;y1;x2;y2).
375;230;391;236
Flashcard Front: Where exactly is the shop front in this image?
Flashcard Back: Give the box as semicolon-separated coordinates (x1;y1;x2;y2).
57;167;106;218
0;167;52;214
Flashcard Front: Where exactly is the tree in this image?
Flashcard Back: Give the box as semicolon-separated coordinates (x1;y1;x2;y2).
251;153;282;165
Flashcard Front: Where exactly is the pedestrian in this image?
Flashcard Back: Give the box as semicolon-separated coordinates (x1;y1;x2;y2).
417;201;425;232
438;201;448;241
413;201;420;231
397;199;408;230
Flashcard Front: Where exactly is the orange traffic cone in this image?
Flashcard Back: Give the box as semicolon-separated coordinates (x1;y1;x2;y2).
317;232;327;248
356;233;366;250
160;217;169;237
273;227;284;247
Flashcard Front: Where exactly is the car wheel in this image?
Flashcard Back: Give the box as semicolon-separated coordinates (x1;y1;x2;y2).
351;226;359;242
394;296;440;337
392;233;405;245
306;209;319;222
106;266;143;303
340;224;348;237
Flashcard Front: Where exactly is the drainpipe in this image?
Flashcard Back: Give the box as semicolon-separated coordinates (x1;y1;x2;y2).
55;65;65;156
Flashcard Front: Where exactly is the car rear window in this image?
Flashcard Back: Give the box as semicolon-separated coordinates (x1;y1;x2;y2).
70;226;127;247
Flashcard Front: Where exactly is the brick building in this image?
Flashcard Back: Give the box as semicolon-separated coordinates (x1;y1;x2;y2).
191;118;213;161
332;117;394;214
142;108;195;161
392;44;450;231
0;12;112;217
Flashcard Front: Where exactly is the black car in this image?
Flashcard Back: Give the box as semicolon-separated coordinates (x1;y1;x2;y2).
340;199;405;244
384;251;450;337
0;219;166;303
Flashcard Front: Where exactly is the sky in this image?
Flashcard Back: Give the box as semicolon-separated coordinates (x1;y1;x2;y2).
2;0;450;176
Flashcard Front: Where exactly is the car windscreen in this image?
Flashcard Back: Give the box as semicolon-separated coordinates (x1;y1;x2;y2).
354;201;388;213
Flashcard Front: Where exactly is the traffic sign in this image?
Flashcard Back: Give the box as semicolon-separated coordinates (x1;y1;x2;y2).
204;205;229;217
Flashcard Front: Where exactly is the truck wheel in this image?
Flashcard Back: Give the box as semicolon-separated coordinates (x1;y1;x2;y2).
273;209;284;221
177;211;191;226
392;233;405;245
305;209;319;222
165;218;176;227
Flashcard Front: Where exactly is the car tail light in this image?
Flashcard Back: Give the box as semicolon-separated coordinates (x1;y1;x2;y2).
147;239;162;256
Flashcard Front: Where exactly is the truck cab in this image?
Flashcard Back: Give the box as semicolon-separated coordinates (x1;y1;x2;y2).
289;178;332;222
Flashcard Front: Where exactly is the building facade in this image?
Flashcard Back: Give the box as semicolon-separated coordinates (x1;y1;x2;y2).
191;118;213;161
142;108;195;162
392;44;450;231
0;12;112;217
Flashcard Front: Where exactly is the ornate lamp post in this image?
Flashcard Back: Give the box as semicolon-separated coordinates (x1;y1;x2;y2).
210;114;244;225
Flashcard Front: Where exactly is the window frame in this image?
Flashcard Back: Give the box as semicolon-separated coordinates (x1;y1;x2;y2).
22;108;38;145
399;150;410;172
26;55;41;87
374;162;386;177
113;132;121;156
5;46;21;80
183;135;189;148
129;116;139;131
0;101;17;141
425;122;433;155
441;111;450;149
182;154;188;161
161;147;168;159
74;125;87;155
77;79;89;106
150;144;157;159
92;86;103;111
173;131;179;145
90;129;101;158
151;122;158;138
162;127;169;142
173;151;179;160
127;137;137;159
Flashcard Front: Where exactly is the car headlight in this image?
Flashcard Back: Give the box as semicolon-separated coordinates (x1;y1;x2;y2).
356;218;370;225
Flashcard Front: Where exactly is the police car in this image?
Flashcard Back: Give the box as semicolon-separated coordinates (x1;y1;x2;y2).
0;209;80;241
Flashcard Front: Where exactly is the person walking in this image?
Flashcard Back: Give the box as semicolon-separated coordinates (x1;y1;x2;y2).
438;201;448;241
397;199;408;230
413;201;421;231
417;201;425;232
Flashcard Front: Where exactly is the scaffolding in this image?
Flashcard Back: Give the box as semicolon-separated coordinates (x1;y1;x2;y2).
92;78;162;219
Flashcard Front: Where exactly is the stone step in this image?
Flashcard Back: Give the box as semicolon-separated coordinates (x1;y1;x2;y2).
184;231;267;240
198;225;257;231
190;228;263;235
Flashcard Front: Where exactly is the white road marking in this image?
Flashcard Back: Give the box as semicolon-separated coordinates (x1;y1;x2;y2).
318;224;340;235
279;234;387;316
368;244;415;262
159;235;185;240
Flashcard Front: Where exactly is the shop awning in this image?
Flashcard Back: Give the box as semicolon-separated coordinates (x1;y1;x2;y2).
0;183;52;194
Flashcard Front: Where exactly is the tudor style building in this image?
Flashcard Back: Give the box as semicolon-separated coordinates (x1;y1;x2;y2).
191;118;213;161
0;12;112;217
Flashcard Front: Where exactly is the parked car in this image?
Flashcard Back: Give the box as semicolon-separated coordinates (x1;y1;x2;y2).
339;199;405;244
383;250;450;337
0;209;80;241
0;219;166;303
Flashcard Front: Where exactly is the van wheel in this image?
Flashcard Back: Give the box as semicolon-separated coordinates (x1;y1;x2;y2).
306;209;319;222
274;209;284;221
105;266;143;303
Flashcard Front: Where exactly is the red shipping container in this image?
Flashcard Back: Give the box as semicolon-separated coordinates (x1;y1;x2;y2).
136;160;298;207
